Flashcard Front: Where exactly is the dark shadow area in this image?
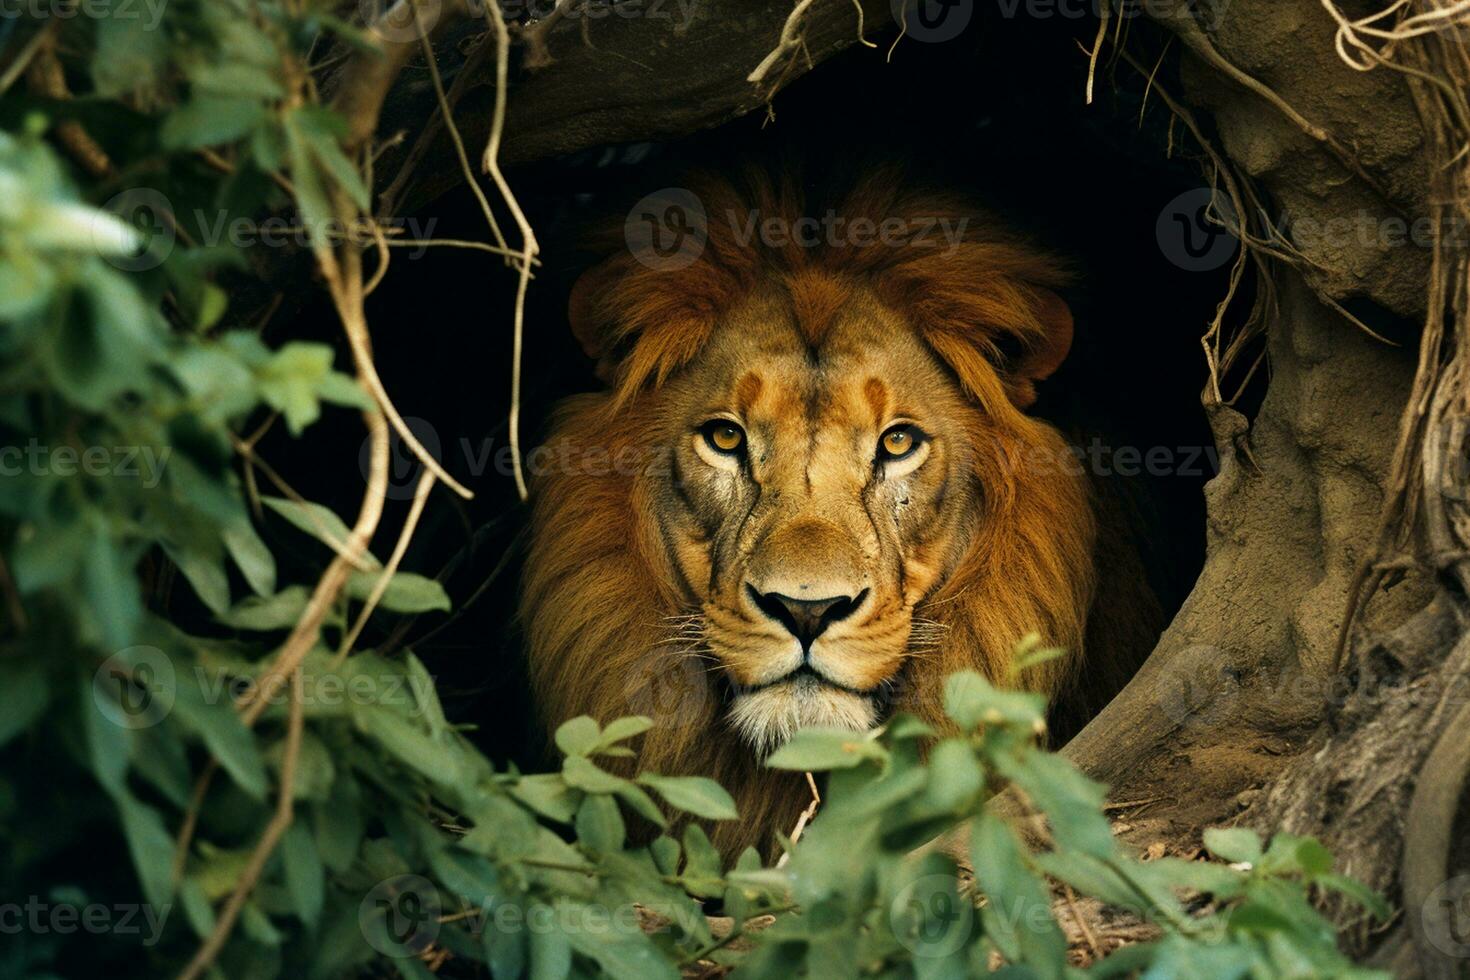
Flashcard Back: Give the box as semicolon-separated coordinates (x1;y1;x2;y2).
257;6;1245;770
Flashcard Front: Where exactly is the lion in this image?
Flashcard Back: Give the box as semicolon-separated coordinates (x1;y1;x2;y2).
519;165;1158;856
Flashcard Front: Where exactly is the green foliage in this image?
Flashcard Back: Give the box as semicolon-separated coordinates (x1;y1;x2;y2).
0;4;1388;978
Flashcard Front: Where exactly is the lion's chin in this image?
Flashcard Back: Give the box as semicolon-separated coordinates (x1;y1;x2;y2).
728;673;878;755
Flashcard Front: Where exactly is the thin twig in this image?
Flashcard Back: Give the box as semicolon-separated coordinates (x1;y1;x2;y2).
478;0;540;502
177;669;304;980
333;469;437;665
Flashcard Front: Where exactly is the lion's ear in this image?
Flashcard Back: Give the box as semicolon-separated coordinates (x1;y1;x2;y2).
567;258;627;384
1006;288;1073;409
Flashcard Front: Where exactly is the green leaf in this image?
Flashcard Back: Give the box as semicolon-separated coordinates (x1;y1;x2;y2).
995;751;1113;860
187;61;285;99
484;914;527;979
83;673;133;796
766;728;887;771
636;774;738;821
92;0;167;97
219;586;309;630
680;824;723;898
1258;833;1331;877
920;737;984;811
0;663;48;748
1203;827;1264;865
162;540;231;614
173;677;268;800
1315;873;1390;920
970;811;1066;974
315;776;364;873
284;113;335;251
162;97;265;150
528;919;571;980
270;730;335;801
358;704;456;786
222;520;277;597
554;716;601;756
511;774;581;824
562;754;629;794
316;371;373;410
179;878;217;940
345;570;450;614
293;107;371;211
944;669;1046;733
262;496;380;568
282;822;325;927
575;794;626;853
649;836;680;876
565;918;680;980
596;715;653;749
82;533;142;649
613;782;668;828
117;792;177;908
256;342;334;435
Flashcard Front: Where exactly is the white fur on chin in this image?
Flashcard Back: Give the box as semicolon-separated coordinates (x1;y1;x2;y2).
728;674;878;755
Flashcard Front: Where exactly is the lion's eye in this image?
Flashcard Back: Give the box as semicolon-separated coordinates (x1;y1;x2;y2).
701;420;747;456
878;424;925;461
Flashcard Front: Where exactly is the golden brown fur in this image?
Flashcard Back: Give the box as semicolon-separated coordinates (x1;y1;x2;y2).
520;166;1152;855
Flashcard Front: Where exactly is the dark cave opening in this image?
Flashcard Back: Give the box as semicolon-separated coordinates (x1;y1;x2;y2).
257;4;1247;769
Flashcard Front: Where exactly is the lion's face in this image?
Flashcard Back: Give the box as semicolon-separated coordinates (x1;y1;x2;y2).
651;286;981;751
526;170;1101;850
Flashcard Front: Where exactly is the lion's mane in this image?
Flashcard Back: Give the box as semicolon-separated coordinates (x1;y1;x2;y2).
519;166;1152;854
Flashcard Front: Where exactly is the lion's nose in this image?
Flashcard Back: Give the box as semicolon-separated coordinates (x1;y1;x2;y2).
747;585;867;649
